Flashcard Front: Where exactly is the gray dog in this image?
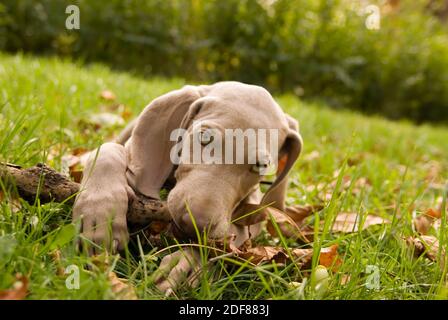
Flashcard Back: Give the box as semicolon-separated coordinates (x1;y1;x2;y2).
73;81;303;291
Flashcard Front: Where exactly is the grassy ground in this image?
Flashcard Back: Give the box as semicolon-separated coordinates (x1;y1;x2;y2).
0;53;447;300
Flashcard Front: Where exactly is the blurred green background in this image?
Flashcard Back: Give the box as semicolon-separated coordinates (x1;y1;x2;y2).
1;0;448;123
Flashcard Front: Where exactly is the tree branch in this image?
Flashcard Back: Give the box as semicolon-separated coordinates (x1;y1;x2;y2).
0;163;171;224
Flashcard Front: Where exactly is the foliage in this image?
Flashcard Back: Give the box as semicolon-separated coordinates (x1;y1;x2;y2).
0;53;447;299
1;0;448;123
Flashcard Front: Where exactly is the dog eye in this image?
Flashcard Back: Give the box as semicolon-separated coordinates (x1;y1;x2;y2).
198;130;214;145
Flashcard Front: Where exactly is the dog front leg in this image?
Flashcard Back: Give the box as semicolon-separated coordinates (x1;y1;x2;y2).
73;142;132;254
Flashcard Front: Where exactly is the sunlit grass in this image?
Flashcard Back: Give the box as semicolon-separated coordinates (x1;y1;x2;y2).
0;53;447;299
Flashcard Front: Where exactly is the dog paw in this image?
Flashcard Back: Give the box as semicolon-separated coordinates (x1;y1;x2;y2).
154;248;202;294
73;186;129;255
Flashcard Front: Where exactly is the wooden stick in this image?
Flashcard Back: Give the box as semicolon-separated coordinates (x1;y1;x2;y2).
0;163;171;224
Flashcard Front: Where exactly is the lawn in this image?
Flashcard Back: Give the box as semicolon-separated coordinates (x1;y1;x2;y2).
0;53;447;299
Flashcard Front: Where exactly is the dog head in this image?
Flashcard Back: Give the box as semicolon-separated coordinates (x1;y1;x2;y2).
125;82;302;239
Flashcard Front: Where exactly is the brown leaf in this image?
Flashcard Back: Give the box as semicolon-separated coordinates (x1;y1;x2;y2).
100;90;116;101
148;221;170;235
266;205;324;242
331;213;390;233
120;108;133;121
290;248;314;266
0;274;28;300
319;244;342;271
414;208;441;235
213;237;335;270
406;235;444;262
61;149;91;182
108;272;138;300
70;170;83;183
0;190;22;213
240;246;289;265
285;204;324;225
347;153;365;167
424;160;442;182
266;207;304;239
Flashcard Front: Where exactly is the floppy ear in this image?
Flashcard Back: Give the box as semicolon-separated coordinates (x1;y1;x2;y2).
261;114;303;211
125;86;203;199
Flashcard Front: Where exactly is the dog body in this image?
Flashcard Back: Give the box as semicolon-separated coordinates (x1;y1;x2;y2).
73;82;302;286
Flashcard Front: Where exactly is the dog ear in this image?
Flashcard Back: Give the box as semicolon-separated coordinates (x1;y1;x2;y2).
261;114;303;210
125;86;203;199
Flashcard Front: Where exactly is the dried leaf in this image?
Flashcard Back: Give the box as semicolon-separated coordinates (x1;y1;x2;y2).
90;113;125;128
70;170;83;183
406;235;444;262
0;274;28;300
331;213;390;233
266;205;323;242
0;190;22;213
266;207;303;239
424;160;442;182
108;272;138;300
319;244;342;271
61;150;91;182
285;204;324;225
148;221;170;235
100;90;116;101
240;246;289;265
213;237;336;270
414;208;441;235
290;248;314;266
303;150;320;162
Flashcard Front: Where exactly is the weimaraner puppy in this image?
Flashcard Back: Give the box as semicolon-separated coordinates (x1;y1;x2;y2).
73;81;303;291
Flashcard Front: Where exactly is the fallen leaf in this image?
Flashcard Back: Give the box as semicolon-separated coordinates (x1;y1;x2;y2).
148;221;170;235
108;272;138;300
0;274;28;300
61;149;91;182
424;160;442;182
90;113;125;128
70;170;83;183
331;213;390;233
212;237;338;270
100;90;116;101
266;205;322;242
266;207;302;239
414;208;441;235
303;150;320;162
120;108;133;121
285;204;324;225
240;246;289;265
347;153;365;167
406;235;444;262
0;190;22;213
319;244;342;271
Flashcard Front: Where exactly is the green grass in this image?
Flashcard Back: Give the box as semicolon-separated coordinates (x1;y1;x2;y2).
0;53;447;299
